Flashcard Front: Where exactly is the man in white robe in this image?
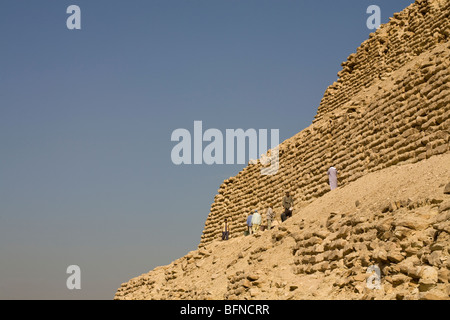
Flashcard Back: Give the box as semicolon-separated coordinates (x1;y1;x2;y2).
327;166;338;190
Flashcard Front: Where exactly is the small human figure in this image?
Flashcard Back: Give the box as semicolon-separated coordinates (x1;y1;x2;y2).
282;191;294;218
251;210;262;235
246;212;253;235
266;204;275;230
222;218;231;240
327;166;338;190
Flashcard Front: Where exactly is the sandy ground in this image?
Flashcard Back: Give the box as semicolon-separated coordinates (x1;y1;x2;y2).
115;152;450;300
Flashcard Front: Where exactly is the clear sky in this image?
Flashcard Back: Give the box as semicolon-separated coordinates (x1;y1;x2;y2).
0;0;412;299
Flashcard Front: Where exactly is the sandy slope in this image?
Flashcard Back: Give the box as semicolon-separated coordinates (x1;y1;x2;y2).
115;152;450;300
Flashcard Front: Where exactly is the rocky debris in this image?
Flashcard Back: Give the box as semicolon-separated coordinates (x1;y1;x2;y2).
444;183;450;195
116;158;450;300
223;271;266;300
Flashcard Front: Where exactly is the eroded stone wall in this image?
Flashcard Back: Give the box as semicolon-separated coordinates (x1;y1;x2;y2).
199;0;450;247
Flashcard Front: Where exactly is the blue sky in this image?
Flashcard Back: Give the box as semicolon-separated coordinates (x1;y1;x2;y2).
0;0;412;299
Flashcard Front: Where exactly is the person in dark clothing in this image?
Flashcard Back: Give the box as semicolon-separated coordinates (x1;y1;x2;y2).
222;218;230;240
281;207;292;222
